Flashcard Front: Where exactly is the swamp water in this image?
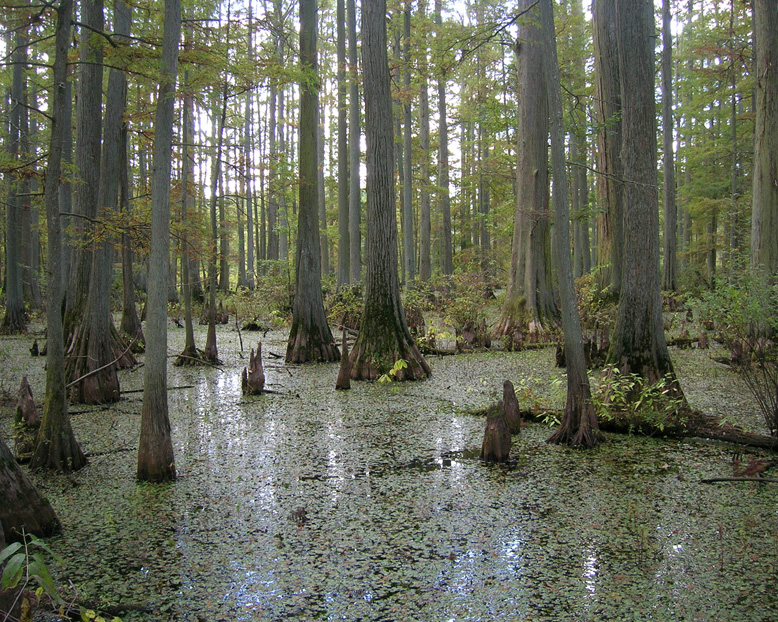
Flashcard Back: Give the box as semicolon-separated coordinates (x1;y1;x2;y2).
2;325;778;621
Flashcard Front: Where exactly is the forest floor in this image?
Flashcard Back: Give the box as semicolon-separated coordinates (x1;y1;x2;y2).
1;318;777;621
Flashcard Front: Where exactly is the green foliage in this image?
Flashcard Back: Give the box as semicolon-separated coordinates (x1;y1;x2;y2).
325;283;363;329
592;366;686;436
255;261;294;323
576;268;615;332
441;272;491;329
1;531;62;606
378;359;408;384
696;273;778;435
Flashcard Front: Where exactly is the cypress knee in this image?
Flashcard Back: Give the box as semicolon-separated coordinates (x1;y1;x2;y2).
481;401;511;462
242;341;265;395
503;380;521;435
335;332;351;390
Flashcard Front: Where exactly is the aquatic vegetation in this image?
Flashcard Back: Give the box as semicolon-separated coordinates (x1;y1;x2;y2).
1;326;777;620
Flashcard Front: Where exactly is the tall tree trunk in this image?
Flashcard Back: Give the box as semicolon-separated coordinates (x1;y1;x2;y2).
541;0;600;448
418;0;432;282
31;0;87;473
496;2;557;338
351;0;430;381
175;57;202;366
435;0;453;275
751;0;778;278
119;124;145;349
21;76;42;310
204;82;228;364
64;0;104;339
402;2;415;283
318;109;330;275
661;0;677;291
67;0;135;404
592;0;623;298
137;0;181;483
286;0;339;364
3;26;27;332
337;0;350;285
348;0;362;283
608;0;682;396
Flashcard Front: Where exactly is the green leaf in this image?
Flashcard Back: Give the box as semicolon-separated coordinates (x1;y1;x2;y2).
1;552;25;590
0;541;23;565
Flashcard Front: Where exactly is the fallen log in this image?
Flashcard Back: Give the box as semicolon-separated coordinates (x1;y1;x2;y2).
517;407;778;453
700;477;778;484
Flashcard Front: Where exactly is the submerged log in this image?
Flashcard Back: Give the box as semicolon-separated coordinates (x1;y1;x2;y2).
242;342;265;395
335;332;351;390
503;380;521;435
481;401;511;463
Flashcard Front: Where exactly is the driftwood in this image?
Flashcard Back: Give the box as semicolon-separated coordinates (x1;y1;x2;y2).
242;341;265;395
503;380;521;435
481;401;511;463
335;332;351;390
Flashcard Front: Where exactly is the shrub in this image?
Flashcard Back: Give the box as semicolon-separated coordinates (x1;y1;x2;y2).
696;273;778;436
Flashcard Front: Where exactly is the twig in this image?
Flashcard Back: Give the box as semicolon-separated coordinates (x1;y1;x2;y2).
67;341;136;388
121;385;194;394
700;477;778;484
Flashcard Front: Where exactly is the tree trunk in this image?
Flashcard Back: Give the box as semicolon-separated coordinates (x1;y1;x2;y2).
418;0;432;283
137;0;181;483
286;0;339;364
607;0;682;395
337;0;350;285
1;435;60;549
592;0;623;297
402;2;415;283
119;125;145;350
3;27;27;332
541;0;600;448
351;0;430;381
496;1;557;340
661;0;677;291
435;0;453;276
67;0;135;404
751;0;778;278
348;0;362;283
31;0;87;473
64;0;104;340
175;58;202;366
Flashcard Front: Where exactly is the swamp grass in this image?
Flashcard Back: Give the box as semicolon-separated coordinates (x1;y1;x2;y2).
1;322;777;621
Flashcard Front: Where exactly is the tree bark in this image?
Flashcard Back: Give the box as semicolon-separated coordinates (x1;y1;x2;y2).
137;0;181;483
64;0;104;340
286;0;339;364
607;0;682;396
337;0;350;285
3;27;28;332
751;0;778;278
351;0;430;381
661;0;677;291
541;0;600;448
592;0;623;297
434;0;453;275
67;0;135;404
418;0;432;283
496;0;557;339
348;0;362;283
31;0;87;473
1;435;59;549
402;2;415;283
